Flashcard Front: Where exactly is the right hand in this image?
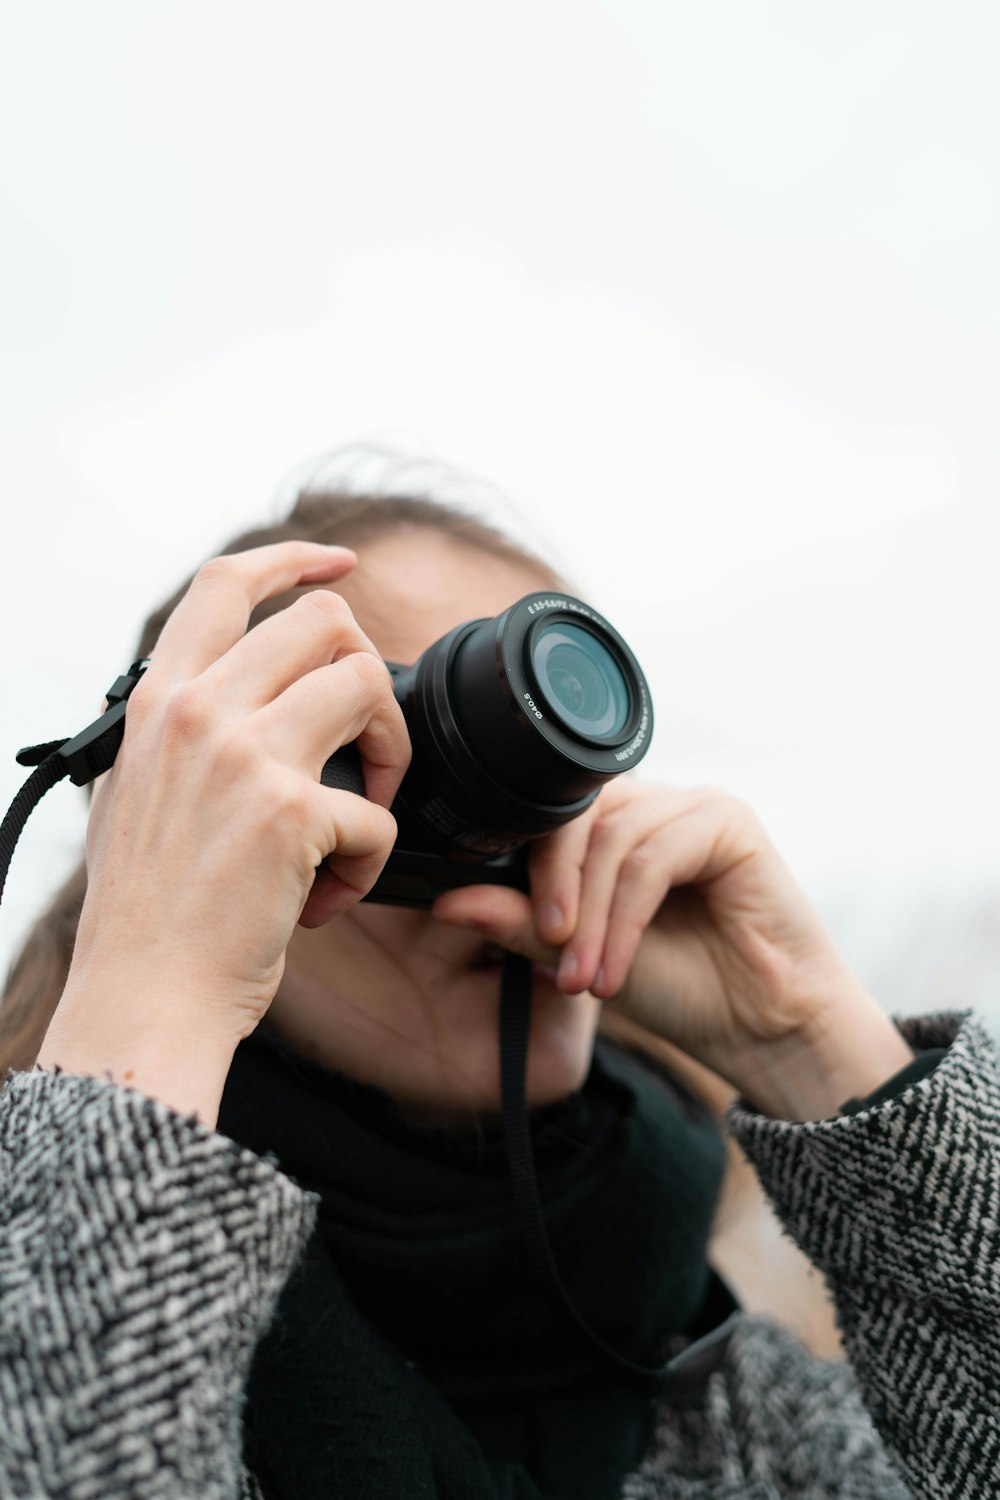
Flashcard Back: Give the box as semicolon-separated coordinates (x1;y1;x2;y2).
60;540;410;1052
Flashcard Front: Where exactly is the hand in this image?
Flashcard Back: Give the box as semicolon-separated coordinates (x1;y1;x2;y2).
432;778;899;1104
43;541;411;1083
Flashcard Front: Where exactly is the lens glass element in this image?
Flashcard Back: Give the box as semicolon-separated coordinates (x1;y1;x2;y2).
530;621;631;741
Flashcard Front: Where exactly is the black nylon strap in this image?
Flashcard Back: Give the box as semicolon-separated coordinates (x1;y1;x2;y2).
499;950;698;1390
0;754;70;910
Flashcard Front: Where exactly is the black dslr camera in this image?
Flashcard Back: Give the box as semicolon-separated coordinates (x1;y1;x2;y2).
6;591;653;914
320;590;654;906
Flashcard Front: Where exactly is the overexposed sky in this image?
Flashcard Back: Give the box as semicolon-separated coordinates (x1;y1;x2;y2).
2;1;998;1019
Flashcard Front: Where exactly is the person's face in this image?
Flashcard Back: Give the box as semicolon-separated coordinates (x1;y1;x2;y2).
268;527;601;1121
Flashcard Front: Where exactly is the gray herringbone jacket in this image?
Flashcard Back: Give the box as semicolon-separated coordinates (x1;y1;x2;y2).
0;1009;996;1499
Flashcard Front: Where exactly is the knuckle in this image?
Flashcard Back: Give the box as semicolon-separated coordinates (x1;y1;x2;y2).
263;774;313;828
300;587;351;624
621;845;656;881
210;726;257;778
283;786;315;828
193;555;238;589
350;649;391;695
161;685;212;742
590;814;624;852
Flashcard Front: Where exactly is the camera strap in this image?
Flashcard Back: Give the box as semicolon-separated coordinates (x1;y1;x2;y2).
0;662;150;913
499;949;740;1391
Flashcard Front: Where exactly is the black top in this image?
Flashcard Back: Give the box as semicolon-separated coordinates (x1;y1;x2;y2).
216;1017;944;1500
219;1025;728;1499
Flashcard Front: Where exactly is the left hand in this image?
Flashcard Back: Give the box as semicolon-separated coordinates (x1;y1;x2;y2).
431;777;879;1089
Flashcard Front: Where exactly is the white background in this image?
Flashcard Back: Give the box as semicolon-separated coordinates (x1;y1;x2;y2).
2;2;998;1027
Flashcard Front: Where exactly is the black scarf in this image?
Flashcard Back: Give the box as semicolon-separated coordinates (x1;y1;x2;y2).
217;1019;729;1499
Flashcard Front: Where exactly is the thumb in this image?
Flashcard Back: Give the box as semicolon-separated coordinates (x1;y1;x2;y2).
431;884;561;971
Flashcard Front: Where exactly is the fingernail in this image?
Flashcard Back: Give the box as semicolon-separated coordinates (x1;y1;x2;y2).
557;950;579;987
537;902;563;934
594;966;605;991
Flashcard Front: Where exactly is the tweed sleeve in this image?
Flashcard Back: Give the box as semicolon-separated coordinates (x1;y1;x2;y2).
0;1067;318;1500
726;1009;1000;1500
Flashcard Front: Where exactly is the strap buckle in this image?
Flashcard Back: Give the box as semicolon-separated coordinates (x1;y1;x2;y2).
16;658;150;786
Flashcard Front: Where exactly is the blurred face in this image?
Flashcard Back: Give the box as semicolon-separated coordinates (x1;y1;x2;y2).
268;527;601;1120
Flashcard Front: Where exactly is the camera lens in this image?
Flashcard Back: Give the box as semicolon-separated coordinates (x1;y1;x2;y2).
529;621;631;741
324;592;653;879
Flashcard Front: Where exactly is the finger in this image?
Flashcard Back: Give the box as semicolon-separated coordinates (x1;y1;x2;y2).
555;828;623;994
257;652;410;811
431;884;561;969
151;542;358;686
526;804;598;945
298;785;399;927
199;587;383;717
586;793;761;998
556;792;688;994
594;824;678;996
615;791;760;890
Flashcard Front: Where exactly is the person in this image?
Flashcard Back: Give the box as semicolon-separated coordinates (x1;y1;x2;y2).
0;484;995;1500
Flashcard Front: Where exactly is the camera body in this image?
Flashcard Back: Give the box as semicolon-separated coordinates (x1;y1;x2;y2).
319;591;654;907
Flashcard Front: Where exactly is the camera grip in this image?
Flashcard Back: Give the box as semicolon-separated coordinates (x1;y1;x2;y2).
319;743;366;798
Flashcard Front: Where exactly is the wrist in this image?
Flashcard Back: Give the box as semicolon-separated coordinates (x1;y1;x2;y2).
722;991;915;1121
36;976;241;1130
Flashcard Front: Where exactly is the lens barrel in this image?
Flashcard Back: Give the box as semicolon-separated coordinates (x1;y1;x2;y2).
384;592;653;859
